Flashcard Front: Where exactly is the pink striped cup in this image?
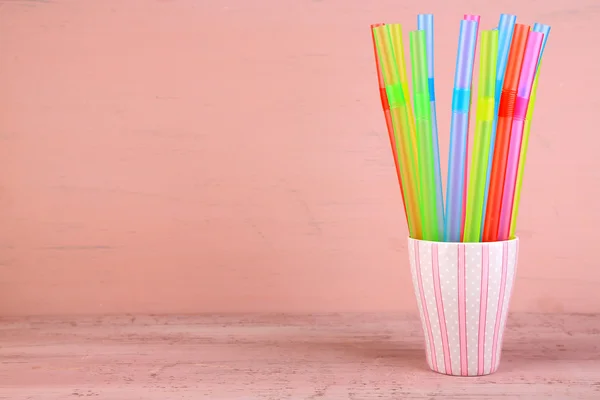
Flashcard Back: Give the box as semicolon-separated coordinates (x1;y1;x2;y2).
408;237;519;376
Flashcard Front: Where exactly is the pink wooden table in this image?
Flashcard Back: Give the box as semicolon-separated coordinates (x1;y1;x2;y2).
1;313;598;399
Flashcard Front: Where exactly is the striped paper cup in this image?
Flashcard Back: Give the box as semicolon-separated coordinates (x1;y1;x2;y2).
408;237;519;376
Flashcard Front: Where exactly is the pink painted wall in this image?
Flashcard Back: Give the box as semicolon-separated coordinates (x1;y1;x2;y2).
0;0;596;316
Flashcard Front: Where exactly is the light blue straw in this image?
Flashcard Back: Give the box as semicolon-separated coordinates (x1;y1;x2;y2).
480;13;516;239
533;23;551;61
444;19;478;242
417;13;444;239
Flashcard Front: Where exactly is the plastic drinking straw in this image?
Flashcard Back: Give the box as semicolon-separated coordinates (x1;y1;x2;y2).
370;24;409;224
417;14;444;238
460;14;480;242
509;23;551;238
482;24;530;242
417;15;444;239
410;30;440;241
373;25;423;238
496;31;543;240
388;24;419;175
463;30;498;243
444;19;478;242
480;14;517;239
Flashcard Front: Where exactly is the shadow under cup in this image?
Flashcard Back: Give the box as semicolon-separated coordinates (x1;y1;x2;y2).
408;237;519;376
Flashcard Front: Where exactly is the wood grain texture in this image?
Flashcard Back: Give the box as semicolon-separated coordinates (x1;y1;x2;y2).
1;313;599;399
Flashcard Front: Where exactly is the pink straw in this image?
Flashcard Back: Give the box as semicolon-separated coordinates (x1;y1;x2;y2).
497;31;544;240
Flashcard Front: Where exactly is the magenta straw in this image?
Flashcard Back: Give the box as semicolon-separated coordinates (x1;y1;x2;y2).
497;31;544;240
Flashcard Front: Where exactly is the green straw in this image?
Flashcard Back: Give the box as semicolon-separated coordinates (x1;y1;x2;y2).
463;30;498;242
410;30;439;241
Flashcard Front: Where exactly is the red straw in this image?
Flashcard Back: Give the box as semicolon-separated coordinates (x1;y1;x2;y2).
482;24;530;241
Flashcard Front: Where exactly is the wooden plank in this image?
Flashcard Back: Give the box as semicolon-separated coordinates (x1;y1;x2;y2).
0;313;598;399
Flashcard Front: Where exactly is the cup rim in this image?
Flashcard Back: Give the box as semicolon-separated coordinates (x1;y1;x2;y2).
408;237;519;245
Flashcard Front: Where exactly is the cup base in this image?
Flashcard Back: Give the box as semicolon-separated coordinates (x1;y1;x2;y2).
428;367;497;377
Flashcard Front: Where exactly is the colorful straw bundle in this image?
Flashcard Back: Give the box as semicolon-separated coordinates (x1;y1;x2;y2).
370;14;551;242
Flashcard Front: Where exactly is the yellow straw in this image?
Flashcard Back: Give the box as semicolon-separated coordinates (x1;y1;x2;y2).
508;64;540;238
388;24;419;176
464;30;498;242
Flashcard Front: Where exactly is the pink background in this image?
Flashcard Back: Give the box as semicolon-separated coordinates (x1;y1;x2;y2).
0;0;596;316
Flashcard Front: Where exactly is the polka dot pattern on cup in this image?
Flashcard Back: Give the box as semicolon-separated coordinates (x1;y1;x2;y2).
492;241;518;372
408;241;434;370
464;245;483;376
437;243;461;375
483;242;503;374
408;238;519;376
416;242;446;374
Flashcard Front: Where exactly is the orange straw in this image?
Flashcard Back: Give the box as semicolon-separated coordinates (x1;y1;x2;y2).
482;24;530;241
371;24;408;224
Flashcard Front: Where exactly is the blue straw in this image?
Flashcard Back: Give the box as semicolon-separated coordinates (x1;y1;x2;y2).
533;23;551;61
418;13;444;238
444;19;478;242
480;13;516;239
